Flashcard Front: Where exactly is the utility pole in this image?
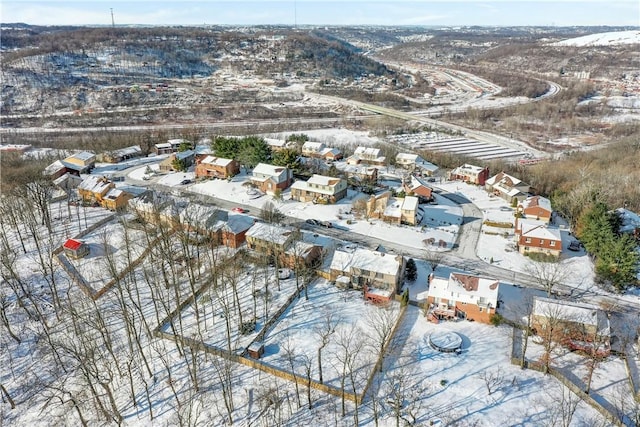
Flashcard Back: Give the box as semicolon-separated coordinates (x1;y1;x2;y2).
111;8;115;28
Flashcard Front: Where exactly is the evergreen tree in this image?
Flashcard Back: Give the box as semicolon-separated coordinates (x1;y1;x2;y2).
272;148;302;171
405;258;417;282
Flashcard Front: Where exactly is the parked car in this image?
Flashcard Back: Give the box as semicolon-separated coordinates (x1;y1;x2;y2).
568;241;581;251
179;179;192;185
319;220;333;228
305;219;320;226
232;207;248;213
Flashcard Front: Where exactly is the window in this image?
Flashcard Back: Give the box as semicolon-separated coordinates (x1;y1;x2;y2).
540;240;544;245
525;238;531;243
550;241;556;246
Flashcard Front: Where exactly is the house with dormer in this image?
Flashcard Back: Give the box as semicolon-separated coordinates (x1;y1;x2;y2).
290;174;348;204
426;272;500;324
485;172;530;204
396;153;439;175
249;163;293;195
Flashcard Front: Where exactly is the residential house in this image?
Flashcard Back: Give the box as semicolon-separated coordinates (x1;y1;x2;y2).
485;172;530;204
531;297;611;356
195;156;240;179
283;241;323;269
159;150;195;172
403;175;433;202
449;164;490;185
221;214;255;249
347;146;386;166
250;163;293;195
178;203;228;235
517;196;553;223
515;218;562;257
342;164;379;185
329;247;405;303
290;174;348;204
154;138;191;155
63;238;90;259
77;175;114;206
62;151;96;174
426;272;500;324
99;145;143;163
128;192;176;226
102;188;132;211
320;147;343;161
44;160;72;179
246;223;297;256
265;138;289;152
381;196;419;225
301;141;326;158
395;153;439;175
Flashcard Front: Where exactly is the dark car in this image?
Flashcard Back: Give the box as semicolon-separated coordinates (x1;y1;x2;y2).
306;219;319;226
180;179;192;185
568;241;581;251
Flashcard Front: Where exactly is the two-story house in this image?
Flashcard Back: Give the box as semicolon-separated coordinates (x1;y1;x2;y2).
517;196;553;223
77;175;115;206
395;153;439;175
195;156;240;179
485;172;530;204
154;138;192;155
426;272;500;324
449;164;490;185
99;145;143;163
347;146;386;166
249;163;293;195
159;150;195;172
403;175;433;202
381;196;419;225
515;218;562;257
63;151;96;174
329;247;405;303
301;141;326;158
290;174;348;204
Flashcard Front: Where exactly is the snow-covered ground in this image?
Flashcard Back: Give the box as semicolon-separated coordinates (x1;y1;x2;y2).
552;30;640;47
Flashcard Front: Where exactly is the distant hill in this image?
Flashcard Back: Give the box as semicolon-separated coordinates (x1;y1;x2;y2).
552;30;640;47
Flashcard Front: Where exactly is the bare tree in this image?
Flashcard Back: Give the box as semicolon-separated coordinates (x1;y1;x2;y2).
422;249;445;274
366;305;398;372
536;382;581;427
478;366;504;396
525;258;572;298
314;309;339;384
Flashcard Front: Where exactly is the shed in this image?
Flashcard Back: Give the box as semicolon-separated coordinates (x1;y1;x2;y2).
63;238;89;259
247;342;265;359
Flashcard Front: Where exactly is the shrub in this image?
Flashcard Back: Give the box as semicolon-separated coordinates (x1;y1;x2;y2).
489;313;504;327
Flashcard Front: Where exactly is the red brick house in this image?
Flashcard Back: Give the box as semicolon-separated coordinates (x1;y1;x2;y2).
403;175;433;202
221;214;255;249
449;164;490;185
515;218;562;257
517;195;553;224
195;156;240;179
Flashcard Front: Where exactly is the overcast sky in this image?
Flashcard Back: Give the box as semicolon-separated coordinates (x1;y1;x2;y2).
2;1;639;27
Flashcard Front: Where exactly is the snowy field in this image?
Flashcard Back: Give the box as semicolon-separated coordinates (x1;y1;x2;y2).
261;279;400;392
173;262;303;355
380;306;606;426
65;219;149;292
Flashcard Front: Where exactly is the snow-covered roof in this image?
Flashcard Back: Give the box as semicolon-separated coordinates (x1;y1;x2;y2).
265;138;287;148
330;247;402;277
520;196;552;212
307;174;341;187
110;145;142;157
428;273;500;307
354;146;381;158
246;222;294;246
223;214;255;234
320;147;342;156
53;172;81;187
78;175;112;194
104;188;124;200
155;143;172;149
67;151;95;162
383;200;402;218
402;196;419;212
532;297;610;337
615;208;640;234
396;153;420;163
517;219;561;241
179;203;226;229
44;160;66;176
486;172;524;188
176;150;195;161
302;141;325;152
416;160;439;173
252;163;288;178
451;164;486;175
201;156;234;167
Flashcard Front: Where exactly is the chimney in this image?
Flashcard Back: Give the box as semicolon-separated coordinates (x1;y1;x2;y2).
428;273;434;284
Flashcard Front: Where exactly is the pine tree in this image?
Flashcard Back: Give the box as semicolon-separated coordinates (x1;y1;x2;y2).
405;258;417;282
